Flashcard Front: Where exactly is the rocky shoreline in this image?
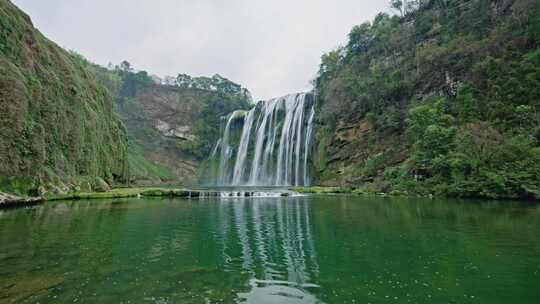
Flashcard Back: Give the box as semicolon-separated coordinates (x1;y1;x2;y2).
0;192;44;208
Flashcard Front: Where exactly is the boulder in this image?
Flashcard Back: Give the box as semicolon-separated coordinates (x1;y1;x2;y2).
0;192;19;205
92;177;110;192
79;181;92;192
0;192;43;207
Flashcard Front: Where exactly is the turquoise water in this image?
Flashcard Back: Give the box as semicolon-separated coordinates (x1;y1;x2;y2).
1;195;539;303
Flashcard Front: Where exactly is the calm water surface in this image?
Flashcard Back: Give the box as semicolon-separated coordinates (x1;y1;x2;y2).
1;195;539;303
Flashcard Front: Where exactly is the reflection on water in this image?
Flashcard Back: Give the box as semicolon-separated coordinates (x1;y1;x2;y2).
238;279;320;304
1;195;540;303
216;198;322;303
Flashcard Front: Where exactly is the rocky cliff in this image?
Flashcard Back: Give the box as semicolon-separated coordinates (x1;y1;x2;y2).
100;67;253;185
0;0;129;196
314;0;540;199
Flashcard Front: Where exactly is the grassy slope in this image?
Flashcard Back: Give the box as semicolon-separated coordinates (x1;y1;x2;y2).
0;0;129;195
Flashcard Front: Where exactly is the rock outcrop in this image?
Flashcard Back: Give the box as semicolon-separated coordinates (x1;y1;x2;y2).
0;192;42;208
113;73;252;185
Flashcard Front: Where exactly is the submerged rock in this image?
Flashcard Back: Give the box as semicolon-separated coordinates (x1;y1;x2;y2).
1;275;64;302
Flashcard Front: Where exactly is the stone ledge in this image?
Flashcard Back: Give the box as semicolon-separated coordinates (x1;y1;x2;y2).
0;192;44;208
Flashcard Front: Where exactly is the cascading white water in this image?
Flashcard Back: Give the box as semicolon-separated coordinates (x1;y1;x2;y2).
217;110;246;184
232;110;256;184
303;106;315;185
211;138;222;158
275;95;299;186
249;100;279;185
213;93;315;186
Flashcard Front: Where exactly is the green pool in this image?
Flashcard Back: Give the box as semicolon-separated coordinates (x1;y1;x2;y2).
1;195;539;303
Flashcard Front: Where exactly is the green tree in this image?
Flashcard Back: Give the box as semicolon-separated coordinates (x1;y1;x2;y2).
347;23;373;54
119;60;132;72
390;0;403;16
407;98;456;176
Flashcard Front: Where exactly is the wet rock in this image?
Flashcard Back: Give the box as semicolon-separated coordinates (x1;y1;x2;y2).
0;192;43;208
49;184;66;195
172;189;190;197
0;192;19;205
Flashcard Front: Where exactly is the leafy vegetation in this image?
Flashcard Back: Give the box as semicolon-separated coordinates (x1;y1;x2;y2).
0;0;129;195
44;187;196;201
315;0;540;200
291;186;353;194
85;60;252;184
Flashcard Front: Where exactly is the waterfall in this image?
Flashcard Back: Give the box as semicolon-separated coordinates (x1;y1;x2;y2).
293;98;305;186
211;138;222;158
232;109;256;184
303;106;315;185
249;100;279;185
212;92;315;187
217;110;246;185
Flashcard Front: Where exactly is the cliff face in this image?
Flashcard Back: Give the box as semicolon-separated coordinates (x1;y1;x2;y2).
108;70;252;185
0;0;129;195
314;0;540;199
0;0;252;190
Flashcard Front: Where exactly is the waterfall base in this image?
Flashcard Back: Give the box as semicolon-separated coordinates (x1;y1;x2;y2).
193;187;304;198
210;92;316;187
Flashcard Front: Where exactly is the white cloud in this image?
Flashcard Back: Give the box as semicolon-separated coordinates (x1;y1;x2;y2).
13;0;388;100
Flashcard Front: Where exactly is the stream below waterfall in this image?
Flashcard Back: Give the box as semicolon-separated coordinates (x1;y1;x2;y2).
1;194;539;303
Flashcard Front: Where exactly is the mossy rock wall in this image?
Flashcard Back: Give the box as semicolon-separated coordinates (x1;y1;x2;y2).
0;0;129;194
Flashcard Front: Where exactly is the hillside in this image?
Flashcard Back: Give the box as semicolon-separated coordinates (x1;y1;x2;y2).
314;0;540;199
0;0;129;195
89;64;253;185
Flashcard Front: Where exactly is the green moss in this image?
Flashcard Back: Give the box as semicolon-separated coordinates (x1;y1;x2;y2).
316;128;329;172
291;186;353;194
141;189;168;196
0;176;37;196
127;144;175;181
0;0;129;196
141;188;192;197
45;188;140;201
44;187;194;201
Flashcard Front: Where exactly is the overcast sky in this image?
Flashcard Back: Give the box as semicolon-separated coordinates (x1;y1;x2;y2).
13;0;388;100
